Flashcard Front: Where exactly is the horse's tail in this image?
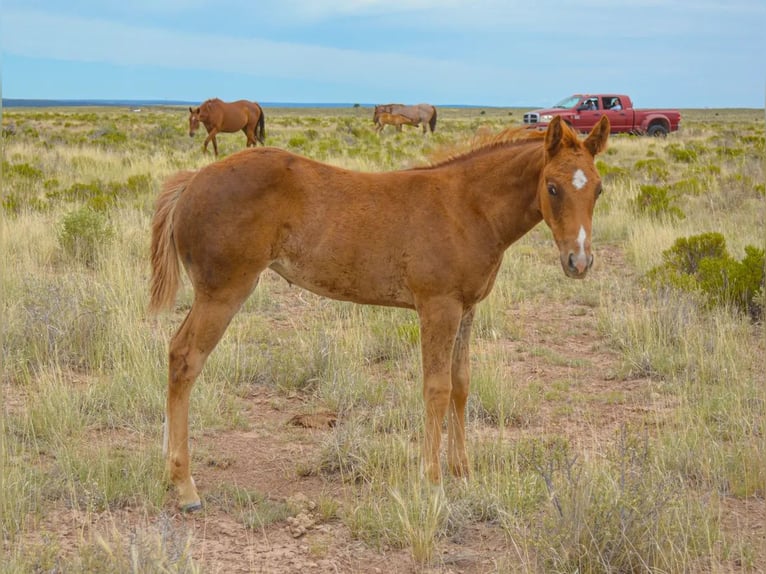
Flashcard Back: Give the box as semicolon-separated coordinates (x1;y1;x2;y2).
257;106;266;145
429;107;437;133
149;171;195;314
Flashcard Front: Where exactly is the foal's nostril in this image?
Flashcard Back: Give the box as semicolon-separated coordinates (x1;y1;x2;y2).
567;252;591;276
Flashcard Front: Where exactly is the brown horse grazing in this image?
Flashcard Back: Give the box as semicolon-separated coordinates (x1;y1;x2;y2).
150;116;610;511
188;98;265;156
374;111;419;134
374;103;437;133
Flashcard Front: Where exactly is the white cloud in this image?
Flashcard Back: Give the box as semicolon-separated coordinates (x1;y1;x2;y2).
3;8;507;92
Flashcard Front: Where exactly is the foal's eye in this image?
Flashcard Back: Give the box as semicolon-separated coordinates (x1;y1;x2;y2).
547;183;558;196
596;184;603;198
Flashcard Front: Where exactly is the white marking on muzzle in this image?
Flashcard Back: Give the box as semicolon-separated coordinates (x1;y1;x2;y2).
572;169;587;190
577;225;587;258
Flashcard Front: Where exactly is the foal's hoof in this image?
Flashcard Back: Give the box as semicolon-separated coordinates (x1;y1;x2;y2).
180;501;203;513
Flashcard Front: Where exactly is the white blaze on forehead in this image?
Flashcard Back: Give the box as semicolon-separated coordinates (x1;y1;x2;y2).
577;225;587;257
572;168;588;190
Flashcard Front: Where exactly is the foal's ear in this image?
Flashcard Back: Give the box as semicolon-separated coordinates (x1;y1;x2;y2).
189;107;193;113
584;115;610;156
544;116;577;158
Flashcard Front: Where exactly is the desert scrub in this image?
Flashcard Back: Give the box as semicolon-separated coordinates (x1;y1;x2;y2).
634;157;669;181
525;431;714;573
668;176;706;196
3;160;44;179
665;141;710;163
631;184;686;221
644;232;764;320
89;124;128;146
57;207;114;267
595;159;629;180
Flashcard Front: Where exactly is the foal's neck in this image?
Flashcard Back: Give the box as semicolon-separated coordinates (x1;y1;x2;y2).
458;141;545;247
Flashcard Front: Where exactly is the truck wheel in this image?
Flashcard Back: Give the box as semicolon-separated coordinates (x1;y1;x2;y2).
647;124;668;137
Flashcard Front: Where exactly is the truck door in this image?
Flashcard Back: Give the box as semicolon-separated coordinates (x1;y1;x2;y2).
602;96;631;132
573;97;600;132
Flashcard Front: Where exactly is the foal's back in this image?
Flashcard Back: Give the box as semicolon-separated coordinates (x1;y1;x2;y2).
171;147;494;308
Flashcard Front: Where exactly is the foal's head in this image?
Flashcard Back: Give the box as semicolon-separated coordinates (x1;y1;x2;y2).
188;107;202;137
538;116;610;278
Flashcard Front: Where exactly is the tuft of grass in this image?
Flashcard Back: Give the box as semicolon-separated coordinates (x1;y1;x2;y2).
209;484;293;529
72;514;198;573
469;347;541;427
391;482;448;564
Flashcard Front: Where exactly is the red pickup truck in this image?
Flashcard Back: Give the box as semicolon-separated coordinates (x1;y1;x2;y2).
523;94;681;136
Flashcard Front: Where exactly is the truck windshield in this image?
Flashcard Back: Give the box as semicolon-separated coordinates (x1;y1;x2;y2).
552;95;583;109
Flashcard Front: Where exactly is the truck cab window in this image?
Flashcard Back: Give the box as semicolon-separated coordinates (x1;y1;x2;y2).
582;98;598;110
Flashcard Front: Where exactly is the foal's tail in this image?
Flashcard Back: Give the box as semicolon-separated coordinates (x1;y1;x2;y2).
149;171;195;314
429;107;437;133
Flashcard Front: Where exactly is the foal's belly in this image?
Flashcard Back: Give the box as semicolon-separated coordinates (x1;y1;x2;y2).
269;259;416;309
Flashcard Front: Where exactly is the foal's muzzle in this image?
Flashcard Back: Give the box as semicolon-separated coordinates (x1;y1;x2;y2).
562;251;594;278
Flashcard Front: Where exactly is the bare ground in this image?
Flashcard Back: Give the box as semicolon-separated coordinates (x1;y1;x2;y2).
14;250;765;573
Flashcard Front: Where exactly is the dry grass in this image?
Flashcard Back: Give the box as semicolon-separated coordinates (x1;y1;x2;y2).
2;105;764;572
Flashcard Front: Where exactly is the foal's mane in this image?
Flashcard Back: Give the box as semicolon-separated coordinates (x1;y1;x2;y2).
422;125;545;169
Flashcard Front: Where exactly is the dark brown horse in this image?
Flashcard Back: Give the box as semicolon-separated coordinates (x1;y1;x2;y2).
374;103;437;133
188;98;265;156
150;116;610;511
373;111;419;134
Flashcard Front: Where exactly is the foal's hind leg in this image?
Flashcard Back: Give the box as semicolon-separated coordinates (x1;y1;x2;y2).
448;307;474;478
165;281;257;510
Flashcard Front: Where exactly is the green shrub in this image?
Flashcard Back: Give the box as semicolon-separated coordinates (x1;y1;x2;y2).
715;146;745;159
287;134;308;149
634;157;669;180
660;233;728;275
2;193;23;215
697;245;765;319
645;233;764;320
631;184;685;221
90;125;128;146
595;159;629;179
665;142;701;163
48;177;143;210
668;177;705;196
58;207;114;267
4;161;44;179
125;173;152;194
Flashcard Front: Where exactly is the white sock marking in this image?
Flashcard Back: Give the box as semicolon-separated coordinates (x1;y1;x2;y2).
572;169;587;190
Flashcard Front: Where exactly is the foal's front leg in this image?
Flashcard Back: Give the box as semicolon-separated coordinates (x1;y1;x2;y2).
417;297;464;483
448;307;475;477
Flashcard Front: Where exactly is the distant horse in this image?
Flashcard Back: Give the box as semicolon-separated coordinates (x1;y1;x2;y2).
188;98;265;156
374;103;437;134
374;111;419;134
150;116;610;511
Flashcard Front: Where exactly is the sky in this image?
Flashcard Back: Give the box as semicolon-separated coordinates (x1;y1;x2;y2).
2;0;765;108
